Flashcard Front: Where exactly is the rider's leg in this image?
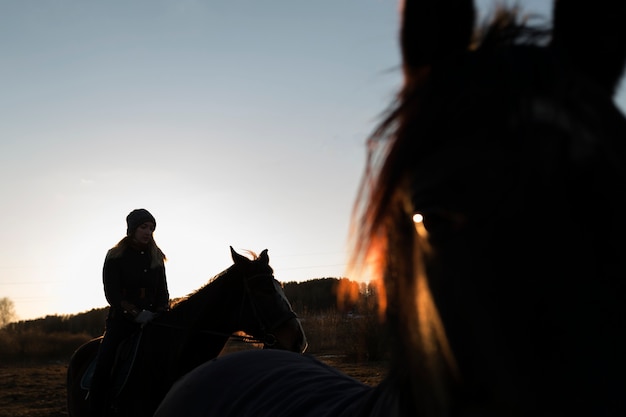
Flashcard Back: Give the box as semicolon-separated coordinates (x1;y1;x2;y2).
89;317;134;416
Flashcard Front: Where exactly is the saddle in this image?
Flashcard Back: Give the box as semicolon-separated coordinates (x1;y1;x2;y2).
83;329;144;399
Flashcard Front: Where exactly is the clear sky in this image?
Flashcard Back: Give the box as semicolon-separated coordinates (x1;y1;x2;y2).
1;1;624;322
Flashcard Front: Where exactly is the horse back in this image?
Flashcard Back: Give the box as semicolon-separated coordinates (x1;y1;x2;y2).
154;350;374;417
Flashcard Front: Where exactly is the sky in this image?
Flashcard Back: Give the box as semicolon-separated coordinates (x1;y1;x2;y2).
1;1;624;322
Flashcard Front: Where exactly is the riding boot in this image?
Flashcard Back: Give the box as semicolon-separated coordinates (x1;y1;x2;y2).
88;395;107;417
88;372;109;417
90;346;112;417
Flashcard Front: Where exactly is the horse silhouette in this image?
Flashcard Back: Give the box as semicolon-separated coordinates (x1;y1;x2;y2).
153;1;626;416
66;246;307;417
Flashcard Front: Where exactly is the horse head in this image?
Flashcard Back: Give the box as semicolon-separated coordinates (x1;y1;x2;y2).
229;246;308;353
351;0;626;414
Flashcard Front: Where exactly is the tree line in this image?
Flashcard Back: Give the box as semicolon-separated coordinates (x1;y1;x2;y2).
0;278;386;363
0;278;376;352
1;277;377;335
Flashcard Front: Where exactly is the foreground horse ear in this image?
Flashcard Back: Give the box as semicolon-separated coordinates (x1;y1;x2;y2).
552;0;626;95
400;0;475;73
259;249;269;263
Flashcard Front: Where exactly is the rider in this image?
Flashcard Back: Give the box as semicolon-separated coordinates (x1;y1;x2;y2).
89;208;170;416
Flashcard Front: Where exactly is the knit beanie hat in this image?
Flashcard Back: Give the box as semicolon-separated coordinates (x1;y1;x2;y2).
126;208;156;236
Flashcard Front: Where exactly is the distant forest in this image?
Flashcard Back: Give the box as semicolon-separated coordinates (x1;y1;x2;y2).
3;277;378;337
0;277;387;363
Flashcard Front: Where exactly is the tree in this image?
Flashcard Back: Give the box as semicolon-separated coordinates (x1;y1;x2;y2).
0;297;17;328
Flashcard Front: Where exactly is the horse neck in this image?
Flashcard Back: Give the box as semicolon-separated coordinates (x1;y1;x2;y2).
167;267;245;334
149;268;245;379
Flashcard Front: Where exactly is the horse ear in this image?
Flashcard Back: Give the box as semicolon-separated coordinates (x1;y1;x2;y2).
230;246;246;263
259;249;269;263
400;0;475;73
551;0;626;95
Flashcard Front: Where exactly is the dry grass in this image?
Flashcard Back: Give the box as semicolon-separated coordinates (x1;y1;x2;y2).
0;313;389;416
0;362;68;417
316;355;387;386
223;337;388;386
0;349;386;417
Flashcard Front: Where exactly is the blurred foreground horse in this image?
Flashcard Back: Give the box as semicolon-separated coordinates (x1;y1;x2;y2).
154;1;626;416
66;247;307;417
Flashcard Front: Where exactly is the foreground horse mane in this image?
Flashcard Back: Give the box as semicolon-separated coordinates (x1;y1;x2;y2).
349;9;557;408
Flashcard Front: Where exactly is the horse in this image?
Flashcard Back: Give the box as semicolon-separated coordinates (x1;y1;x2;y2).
153;1;626;416
66;246;307;417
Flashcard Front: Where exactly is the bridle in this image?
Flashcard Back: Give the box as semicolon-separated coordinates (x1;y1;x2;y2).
241;272;298;347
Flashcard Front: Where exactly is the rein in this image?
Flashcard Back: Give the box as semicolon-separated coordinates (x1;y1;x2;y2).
148;321;265;344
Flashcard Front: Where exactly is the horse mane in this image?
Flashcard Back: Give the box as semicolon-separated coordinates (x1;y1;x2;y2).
350;4;543;340
170;249;260;310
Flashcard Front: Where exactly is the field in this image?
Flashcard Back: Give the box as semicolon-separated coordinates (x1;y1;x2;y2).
0;362;68;417
0;353;387;417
